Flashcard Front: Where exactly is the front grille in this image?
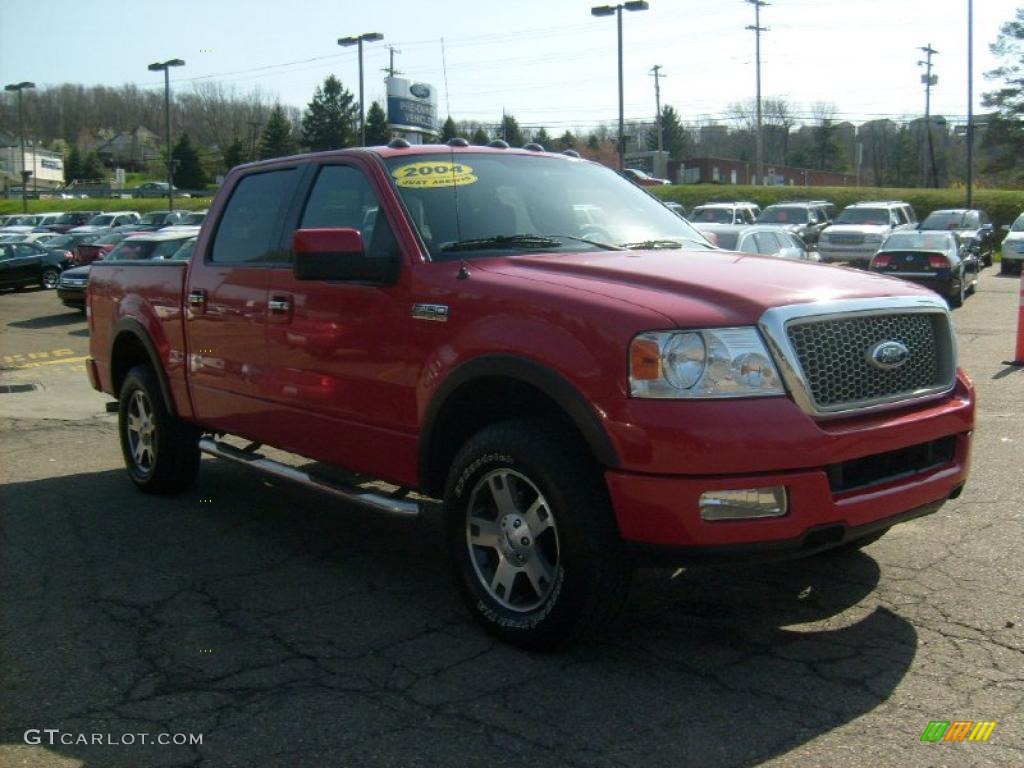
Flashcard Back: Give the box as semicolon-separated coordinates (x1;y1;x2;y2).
827;436;957;493
786;313;950;410
826;233;865;245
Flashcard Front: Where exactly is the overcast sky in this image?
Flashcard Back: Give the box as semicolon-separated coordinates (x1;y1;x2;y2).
1;0;1018;131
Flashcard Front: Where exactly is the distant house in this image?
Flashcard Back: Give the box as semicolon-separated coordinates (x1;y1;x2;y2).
96;127;161;169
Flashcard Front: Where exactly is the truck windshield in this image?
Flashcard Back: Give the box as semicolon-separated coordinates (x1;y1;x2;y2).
383;152;711;260
920;212;967;230
757;206;807;224
106;238;187;261
835;208;890;226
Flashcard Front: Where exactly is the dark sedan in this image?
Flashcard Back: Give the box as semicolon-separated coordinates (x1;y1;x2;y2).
121;210;185;232
918;208;997;267
0;241;73;291
870;231;978;308
37;211;102;234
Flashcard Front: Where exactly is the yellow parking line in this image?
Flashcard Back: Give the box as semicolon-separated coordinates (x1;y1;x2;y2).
2;355;90;370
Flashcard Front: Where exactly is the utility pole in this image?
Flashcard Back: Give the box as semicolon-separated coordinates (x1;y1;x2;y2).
383;46;402;78
746;0;769;186
966;0;974;207
247;120;261;161
649;64;664;152
919;44;939;188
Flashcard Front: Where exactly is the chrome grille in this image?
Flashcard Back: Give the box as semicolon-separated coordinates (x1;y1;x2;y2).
826;233;865;245
785;313;948;410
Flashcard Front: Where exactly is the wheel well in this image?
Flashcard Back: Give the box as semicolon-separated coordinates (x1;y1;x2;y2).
422;376;592;498
110;332;154;399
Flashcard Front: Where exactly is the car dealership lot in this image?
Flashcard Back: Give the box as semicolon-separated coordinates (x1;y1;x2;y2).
1;276;1021;767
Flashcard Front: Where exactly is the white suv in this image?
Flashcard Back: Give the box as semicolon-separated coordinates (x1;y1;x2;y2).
1000;212;1024;275
818;201;917;266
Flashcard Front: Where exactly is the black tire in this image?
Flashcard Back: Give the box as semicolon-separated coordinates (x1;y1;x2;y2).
118;365;200;494
1000;259;1012;275
948;273;965;308
40;267;60;290
823;527;889;555
983;250;992;268
444;420;632;651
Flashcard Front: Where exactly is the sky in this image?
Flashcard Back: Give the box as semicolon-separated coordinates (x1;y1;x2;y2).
0;0;1019;132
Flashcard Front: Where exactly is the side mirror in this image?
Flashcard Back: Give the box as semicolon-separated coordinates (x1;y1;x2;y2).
293;228;394;283
777;246;804;260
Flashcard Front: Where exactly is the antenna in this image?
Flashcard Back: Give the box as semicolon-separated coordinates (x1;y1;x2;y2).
441;37;451;119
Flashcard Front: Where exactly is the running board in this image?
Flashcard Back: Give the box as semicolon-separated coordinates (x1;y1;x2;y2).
198;437;420;517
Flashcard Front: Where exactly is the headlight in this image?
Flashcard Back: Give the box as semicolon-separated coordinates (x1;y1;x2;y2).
629;327;785;398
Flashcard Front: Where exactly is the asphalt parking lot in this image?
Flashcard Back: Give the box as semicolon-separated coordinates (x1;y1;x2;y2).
1;273;1022;768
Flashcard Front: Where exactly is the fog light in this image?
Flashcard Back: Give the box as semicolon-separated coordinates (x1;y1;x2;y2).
700;487;788;521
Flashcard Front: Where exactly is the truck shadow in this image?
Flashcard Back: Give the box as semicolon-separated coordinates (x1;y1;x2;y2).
7;311;87;330
0;460;915;768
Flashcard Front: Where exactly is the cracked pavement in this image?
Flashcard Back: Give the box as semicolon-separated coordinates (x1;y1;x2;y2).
0;273;1021;767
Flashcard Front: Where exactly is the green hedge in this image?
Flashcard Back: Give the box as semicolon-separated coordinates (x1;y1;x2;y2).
0;197;213;216
650;184;1024;228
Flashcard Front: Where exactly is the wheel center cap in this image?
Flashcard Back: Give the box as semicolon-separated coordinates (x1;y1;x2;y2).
499;514;532;558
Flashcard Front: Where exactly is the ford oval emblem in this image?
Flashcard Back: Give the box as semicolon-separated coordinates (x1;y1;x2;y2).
409;83;431;99
867;340;910;370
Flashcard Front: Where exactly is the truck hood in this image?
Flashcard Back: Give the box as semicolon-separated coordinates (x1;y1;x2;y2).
68;225;108;234
478;249;932;327
823;224;891;237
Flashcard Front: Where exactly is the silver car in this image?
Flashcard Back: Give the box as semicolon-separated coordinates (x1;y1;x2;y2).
818;201;917;266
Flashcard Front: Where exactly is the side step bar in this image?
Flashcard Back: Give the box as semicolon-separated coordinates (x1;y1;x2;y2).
198;437;420;517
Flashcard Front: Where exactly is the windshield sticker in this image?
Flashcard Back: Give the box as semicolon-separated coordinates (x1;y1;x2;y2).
392;161;477;189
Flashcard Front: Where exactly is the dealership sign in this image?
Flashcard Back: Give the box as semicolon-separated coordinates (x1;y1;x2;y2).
386;77;437;133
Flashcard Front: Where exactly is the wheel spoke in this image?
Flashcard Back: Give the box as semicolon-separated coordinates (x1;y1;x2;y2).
490;557;518;598
487;472;520;517
525;498;554;536
522;556;554;597
132;439;145;464
468;516;501;550
127;413;141;433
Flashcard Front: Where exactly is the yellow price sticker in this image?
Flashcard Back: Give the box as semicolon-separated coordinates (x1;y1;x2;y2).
392;161;477;188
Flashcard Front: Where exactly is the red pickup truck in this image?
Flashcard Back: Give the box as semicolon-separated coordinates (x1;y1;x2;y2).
87;143;974;649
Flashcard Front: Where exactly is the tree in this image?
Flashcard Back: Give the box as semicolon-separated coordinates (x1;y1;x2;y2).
64;146;83;184
222;137;246;172
365;101;391;146
300;75;357;151
646;104;690;160
440;116;459;142
499;113;524;146
82;151;105;181
259;104;297;159
172;133;206;189
470;126;490;145
555;130;577;151
982;9;1024;184
531;127;553;148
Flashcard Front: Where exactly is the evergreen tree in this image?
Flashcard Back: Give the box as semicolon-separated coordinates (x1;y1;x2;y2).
500;113;525;146
301;75;358;151
172;133;206;189
470;126;490;145
365;101;391;145
531;127;552;148
586;133;600;151
646;105;689;160
64;146;83;184
981;9;1024;183
222;138;246;172
260;105;297;159
440;116;459;142
555;130;577;151
82;151;105;181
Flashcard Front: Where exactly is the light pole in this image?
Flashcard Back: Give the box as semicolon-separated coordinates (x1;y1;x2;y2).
966;0;974;207
148;58;184;210
4;81;35;213
591;2;649;170
338;32;384;146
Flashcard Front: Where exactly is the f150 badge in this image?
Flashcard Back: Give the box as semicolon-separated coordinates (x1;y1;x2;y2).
412;303;449;322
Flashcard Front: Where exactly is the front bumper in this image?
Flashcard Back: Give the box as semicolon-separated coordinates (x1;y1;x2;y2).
818;244;882;264
57;287;85;307
870;271;956;298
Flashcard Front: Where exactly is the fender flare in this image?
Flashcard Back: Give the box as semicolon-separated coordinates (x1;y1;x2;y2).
110;318;177;416
419;354;620;493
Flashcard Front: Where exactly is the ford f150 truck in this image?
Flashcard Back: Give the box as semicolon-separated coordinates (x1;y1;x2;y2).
87;142;975;649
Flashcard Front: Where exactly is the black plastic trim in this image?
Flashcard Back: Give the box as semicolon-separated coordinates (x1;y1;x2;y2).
110;318;177;416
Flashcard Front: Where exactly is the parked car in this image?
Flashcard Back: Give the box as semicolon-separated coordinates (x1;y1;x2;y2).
0;214;42;234
999;212;1024;275
132;181;191;199
732;225;817;261
690;202;758;226
818;201;917;266
38;210;103;233
58;231;197;310
869;231;977;308
622;168;670;186
159;210;207;232
918;208;997;268
73;231;134;266
122;210;185;232
0;232;62;246
68;211;141;235
663;202;688;220
0;241;73;290
88;144;973;649
755;202;830;246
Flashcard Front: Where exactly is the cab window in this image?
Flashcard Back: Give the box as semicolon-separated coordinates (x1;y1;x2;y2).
211;168;300;264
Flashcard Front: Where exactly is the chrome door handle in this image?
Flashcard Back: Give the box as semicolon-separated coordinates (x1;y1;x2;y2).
187;289;205;307
268;298;291;312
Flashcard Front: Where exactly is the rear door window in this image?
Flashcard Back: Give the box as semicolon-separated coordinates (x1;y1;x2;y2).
211;168;300;264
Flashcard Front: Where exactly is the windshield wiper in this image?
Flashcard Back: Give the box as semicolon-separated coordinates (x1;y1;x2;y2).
619;239;684;250
440;234;563;252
